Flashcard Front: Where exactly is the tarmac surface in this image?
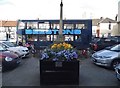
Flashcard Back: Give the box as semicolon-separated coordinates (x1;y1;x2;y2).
2;56;120;86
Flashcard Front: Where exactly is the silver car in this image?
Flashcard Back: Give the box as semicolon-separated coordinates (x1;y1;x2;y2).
0;41;29;58
115;64;120;81
91;44;120;69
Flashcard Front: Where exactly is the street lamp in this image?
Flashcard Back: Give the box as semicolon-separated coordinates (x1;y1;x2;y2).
16;19;20;44
58;0;64;42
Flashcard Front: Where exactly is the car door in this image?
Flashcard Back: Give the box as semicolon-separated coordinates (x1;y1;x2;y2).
96;38;105;50
104;39;116;47
0;43;9;50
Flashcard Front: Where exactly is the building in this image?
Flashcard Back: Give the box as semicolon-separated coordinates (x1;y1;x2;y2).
98;18;117;37
0;17;118;44
118;1;120;36
0;20;17;42
92;17;117;37
118;1;120;22
92;18;102;37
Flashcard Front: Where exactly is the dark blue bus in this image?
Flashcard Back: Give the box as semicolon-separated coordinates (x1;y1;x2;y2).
17;19;92;50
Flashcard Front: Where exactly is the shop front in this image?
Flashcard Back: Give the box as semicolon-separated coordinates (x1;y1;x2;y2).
17;19;92;50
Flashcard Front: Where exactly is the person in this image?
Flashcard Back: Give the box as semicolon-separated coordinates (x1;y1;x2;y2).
31;44;36;54
25;42;36;54
25;42;32;50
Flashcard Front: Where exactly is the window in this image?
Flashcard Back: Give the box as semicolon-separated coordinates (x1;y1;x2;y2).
107;33;111;37
108;21;111;30
76;23;87;29
111;45;120;51
64;35;73;41
64;24;74;29
0;45;6;51
3;42;16;47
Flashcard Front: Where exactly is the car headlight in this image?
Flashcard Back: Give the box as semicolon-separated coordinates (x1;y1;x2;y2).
22;50;25;52
5;57;13;62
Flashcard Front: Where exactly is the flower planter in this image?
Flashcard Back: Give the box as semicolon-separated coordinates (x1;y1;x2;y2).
40;60;79;85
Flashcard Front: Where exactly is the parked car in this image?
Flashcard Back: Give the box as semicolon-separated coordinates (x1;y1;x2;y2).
90;37;120;51
91;44;120;69
0;41;29;58
110;36;120;42
115;64;120;81
0;44;21;71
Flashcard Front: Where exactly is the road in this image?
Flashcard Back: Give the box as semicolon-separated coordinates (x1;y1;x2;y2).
0;72;2;87
2;56;120;86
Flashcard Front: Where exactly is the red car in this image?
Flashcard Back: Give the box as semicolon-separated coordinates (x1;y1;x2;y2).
0;44;21;72
90;37;119;51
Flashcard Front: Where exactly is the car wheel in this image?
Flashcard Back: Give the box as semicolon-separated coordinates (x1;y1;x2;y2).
2;66;7;72
115;72;120;81
117;78;120;81
111;60;120;69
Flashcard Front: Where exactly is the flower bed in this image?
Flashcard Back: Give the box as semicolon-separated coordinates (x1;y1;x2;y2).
40;42;79;85
41;42;78;61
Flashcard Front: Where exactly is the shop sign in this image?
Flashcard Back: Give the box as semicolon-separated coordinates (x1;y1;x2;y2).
25;29;81;35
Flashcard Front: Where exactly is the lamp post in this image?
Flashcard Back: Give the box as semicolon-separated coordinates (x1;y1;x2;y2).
58;0;64;42
16;19;20;44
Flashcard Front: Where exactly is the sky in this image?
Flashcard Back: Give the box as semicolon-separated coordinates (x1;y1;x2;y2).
0;0;120;20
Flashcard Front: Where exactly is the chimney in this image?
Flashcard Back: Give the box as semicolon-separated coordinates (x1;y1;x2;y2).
100;17;103;20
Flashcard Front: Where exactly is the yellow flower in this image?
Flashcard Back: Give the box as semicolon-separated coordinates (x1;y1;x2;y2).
68;44;72;48
53;44;57;46
51;44;57;49
51;45;56;49
51;42;73;50
57;44;60;48
59;43;63;46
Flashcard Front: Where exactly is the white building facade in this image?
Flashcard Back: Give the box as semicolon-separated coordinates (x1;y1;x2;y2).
118;1;120;36
92;18;117;37
99;23;117;37
118;1;120;22
0;21;17;42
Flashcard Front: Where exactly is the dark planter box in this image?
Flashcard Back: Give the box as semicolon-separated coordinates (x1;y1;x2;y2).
40;60;79;85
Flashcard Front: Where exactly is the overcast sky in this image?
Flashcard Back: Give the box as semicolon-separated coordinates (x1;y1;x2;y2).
0;0;120;20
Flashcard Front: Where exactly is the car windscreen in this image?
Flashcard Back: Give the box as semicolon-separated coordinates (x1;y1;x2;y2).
110;44;120;51
91;38;100;43
0;45;6;51
109;37;120;43
3;42;16;47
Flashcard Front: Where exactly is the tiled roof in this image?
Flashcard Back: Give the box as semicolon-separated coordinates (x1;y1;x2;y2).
92;19;102;26
92;18;117;26
0;20;17;27
99;18;117;23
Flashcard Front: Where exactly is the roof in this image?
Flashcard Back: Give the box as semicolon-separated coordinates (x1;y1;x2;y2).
118;21;120;23
0;18;117;27
19;19;92;24
92;19;102;26
0;21;17;27
92;18;117;26
99;18;117;23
